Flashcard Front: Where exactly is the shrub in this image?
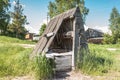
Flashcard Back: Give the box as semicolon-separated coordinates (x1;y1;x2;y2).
117;38;120;44
103;34;114;44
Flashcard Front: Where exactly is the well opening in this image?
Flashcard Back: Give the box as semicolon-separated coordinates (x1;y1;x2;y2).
48;19;73;53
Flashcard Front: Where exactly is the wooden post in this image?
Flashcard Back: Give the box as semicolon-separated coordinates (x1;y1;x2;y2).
72;17;80;70
72;7;87;70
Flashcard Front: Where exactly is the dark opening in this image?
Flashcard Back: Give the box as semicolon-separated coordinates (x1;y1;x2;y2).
49;19;73;53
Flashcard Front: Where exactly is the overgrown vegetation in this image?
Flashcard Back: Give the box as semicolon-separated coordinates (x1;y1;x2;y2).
0;36;120;79
0;44;54;79
0;44;32;77
33;56;54;80
76;44;120;75
0;36;54;80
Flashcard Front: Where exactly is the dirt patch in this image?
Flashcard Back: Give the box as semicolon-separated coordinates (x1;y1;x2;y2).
66;71;93;80
17;44;35;48
12;76;33;80
107;48;117;51
53;70;93;80
0;76;34;80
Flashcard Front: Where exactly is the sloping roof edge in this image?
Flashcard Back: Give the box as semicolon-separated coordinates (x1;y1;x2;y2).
31;7;80;57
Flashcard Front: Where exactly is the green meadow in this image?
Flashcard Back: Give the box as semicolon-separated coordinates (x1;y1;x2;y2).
0;36;120;80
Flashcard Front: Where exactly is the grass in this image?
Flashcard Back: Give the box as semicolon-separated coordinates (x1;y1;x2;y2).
0;36;54;80
0;36;119;79
77;43;120;76
0;44;32;77
0;44;54;79
0;36;35;44
33;56;54;80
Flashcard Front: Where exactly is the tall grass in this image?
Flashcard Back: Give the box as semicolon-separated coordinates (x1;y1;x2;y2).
0;44;32;77
76;44;114;75
33;56;54;80
0;43;54;80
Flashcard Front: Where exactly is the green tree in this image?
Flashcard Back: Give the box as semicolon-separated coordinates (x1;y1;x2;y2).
39;23;46;36
0;0;10;35
109;7;120;32
48;0;89;23
109;7;120;43
8;0;27;39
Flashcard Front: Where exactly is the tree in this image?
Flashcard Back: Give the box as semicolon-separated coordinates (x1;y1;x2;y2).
48;0;89;23
39;23;46;36
0;0;10;35
104;7;120;44
109;7;120;32
108;7;120;44
8;0;27;39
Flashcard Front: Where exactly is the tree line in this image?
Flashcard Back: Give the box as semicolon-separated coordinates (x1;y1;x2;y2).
0;0;27;39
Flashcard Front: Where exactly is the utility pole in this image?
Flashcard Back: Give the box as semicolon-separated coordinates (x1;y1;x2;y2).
47;13;49;24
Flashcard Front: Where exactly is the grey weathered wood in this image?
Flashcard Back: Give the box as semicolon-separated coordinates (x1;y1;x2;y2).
43;13;66;53
72;7;85;69
37;17;59;55
31;19;55;57
32;7;77;57
31;7;88;70
46;51;72;58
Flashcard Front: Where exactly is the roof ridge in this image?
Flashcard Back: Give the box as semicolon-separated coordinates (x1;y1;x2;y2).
51;7;77;20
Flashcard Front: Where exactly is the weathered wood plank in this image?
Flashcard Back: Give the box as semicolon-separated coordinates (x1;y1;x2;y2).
31;19;55;57
36;19;56;52
43;13;66;53
46;51;72;58
36;17;60;55
72;7;81;70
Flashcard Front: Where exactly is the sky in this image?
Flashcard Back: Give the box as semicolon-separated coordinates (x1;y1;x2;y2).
10;0;120;34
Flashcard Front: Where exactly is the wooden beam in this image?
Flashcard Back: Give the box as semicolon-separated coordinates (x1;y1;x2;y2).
46;51;72;58
64;31;73;38
72;17;80;70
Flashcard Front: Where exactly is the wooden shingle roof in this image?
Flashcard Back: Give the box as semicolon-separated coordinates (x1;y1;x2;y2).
31;7;80;57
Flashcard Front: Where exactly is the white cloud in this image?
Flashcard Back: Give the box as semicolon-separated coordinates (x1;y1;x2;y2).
39;19;49;28
12;1;16;5
25;25;39;34
94;26;111;33
84;25;111;33
84;25;89;31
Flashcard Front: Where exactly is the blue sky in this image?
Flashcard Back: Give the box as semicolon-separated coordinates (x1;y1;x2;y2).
86;0;120;27
10;0;120;33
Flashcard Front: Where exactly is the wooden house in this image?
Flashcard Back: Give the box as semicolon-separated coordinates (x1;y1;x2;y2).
25;33;34;40
85;28;104;44
31;7;88;69
85;28;103;39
